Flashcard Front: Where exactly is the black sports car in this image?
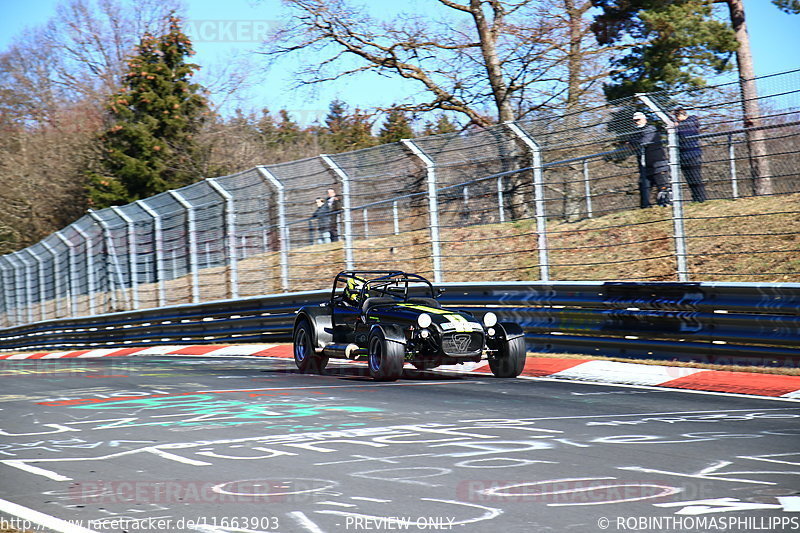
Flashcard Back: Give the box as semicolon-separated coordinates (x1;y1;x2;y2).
292;270;526;381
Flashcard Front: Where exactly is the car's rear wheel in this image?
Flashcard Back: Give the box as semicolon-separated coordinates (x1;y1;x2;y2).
368;329;404;381
488;332;526;378
293;318;328;373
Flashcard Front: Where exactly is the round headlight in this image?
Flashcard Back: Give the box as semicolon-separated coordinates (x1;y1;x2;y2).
483;311;498;328
417;313;432;328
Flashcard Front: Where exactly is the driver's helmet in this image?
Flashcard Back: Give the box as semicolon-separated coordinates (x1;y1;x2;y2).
343;276;365;306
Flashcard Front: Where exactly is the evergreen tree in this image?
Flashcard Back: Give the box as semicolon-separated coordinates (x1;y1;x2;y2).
422;115;459;136
322;99;376;152
378;107;414;144
591;0;738;99
88;15;208;207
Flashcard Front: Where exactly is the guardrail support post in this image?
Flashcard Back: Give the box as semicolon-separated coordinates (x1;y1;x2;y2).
505;122;550;281
55;231;78;317
256;166;290;292
637;94;690;282
111;207;139;309
320;155;355;271
208;178;239;300
136;200;166;307
40;241;64;318
168;191;200;304
402;139;443;283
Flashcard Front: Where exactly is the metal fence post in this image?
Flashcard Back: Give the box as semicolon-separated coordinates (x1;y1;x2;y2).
256;166;289;292
40;241;64;318
320;155;355;271
637;94;689;282
392;201;400;235
72;225;96;315
505;122;550;282
136;200;166;307
728;133;739;199
55;231;78;317
168;190;200;304
583;160;593;218
402;139;443;283
26;248;47;322
497;177;505;223
7;253;31;325
111;207;139;309
208;178;239;300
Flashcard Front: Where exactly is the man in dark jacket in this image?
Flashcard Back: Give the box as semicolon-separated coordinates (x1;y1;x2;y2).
311;197;329;243
630;111;671;208
325;188;342;242
674;107;707;203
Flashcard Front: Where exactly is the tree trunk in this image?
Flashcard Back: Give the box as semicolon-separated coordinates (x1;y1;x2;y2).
470;0;515;123
725;0;773;195
562;0;587;221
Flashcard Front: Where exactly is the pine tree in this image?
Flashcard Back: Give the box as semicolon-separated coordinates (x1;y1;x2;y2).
321;100;376;152
378;107;414;144
88;15;209;207
591;1;738;99
422;115;459;136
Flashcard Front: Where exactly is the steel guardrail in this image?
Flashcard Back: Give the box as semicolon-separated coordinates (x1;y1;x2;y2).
0;282;798;366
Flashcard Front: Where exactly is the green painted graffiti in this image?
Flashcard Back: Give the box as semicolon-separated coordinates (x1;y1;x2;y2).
68;394;382;428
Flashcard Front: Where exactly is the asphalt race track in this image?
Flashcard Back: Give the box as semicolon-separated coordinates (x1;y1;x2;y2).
1;354;799;533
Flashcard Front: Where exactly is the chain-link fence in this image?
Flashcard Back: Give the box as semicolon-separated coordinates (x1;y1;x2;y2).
2;70;799;326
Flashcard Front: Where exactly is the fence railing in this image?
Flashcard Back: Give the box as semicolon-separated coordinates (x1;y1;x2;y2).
1;71;799;327
1;282;798;367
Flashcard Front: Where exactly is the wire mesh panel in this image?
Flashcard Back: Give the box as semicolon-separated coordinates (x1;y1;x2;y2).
267;157;343;291
214;168;282;298
175;180;228;302
328;143;431;275
138;193;191;307
39;234;72;320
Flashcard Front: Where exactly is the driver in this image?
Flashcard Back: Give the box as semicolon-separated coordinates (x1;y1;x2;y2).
343;276;366;307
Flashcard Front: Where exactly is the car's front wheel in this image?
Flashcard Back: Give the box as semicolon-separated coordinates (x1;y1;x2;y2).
368;329;404;381
488;327;526;378
293;318;328;373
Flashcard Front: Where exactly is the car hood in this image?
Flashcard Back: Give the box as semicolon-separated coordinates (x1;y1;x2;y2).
369;303;484;332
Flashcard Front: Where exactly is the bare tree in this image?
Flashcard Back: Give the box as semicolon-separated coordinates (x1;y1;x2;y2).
265;0;613;127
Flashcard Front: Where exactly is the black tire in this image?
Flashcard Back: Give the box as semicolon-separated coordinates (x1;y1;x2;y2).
488;334;526;378
368;329;404;381
293;318;328;373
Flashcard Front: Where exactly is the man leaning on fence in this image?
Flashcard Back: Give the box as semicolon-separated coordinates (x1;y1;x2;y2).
630;111;672;208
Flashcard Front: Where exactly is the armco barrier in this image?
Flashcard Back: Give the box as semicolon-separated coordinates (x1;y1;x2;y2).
0;282;798;366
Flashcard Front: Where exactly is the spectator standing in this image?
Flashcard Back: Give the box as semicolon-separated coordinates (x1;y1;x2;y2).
325;188;342;242
674;107;707;203
310;197;329;244
630;111;671;208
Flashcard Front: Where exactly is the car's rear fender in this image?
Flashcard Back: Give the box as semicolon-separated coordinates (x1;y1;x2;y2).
295;306;333;349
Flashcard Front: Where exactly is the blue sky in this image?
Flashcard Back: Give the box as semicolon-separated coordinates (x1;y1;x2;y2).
2;0;798;122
